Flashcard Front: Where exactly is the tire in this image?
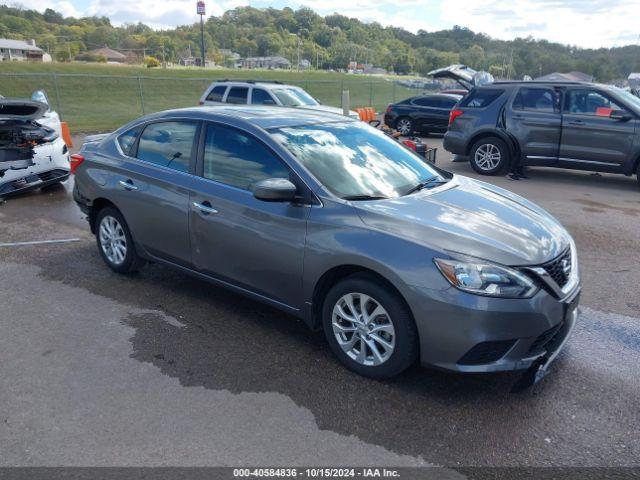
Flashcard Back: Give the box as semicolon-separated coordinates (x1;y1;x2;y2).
95;206;145;274
469;137;511;175
395;117;413;136
322;273;419;379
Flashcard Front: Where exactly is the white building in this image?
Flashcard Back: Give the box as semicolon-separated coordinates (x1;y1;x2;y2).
0;39;44;61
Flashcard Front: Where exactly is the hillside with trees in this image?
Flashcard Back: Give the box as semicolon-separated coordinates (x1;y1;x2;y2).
1;4;639;82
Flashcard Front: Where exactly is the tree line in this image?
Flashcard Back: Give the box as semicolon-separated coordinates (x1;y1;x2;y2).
1;4;639;81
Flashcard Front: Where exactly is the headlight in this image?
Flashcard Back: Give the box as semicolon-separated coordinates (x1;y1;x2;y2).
434;258;538;298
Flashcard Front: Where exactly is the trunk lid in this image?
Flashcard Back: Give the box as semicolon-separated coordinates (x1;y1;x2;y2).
428;64;495;91
0;99;48;121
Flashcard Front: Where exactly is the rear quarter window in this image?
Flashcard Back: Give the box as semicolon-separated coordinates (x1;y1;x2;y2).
206;85;227;102
459;89;505;108
117;127;139;156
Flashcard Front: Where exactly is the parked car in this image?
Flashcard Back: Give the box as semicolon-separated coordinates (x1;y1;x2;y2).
73;106;580;381
0;91;70;197
444;81;640;185
383;93;462;135
199;80;359;119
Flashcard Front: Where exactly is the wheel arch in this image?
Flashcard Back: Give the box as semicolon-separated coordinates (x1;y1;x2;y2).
465;130;519;159
310;264;415;331
88;197;118;234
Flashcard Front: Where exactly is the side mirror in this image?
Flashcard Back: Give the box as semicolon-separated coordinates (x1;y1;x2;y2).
252;178;297;202
31;90;50;110
610;109;632;122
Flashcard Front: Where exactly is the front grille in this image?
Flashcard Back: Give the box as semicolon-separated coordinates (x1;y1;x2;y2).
458;339;516;365
526;322;564;355
541;248;572;288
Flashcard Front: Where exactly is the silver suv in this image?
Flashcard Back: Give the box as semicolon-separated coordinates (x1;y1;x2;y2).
73;105;580;381
199;80;359;119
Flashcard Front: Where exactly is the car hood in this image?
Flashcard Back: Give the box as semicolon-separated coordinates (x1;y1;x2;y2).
354;176;570;266
0;99;48;121
296;104;359;118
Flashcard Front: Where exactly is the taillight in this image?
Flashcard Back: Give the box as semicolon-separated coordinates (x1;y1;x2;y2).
70;153;84;174
449;109;463;125
198;100;204;105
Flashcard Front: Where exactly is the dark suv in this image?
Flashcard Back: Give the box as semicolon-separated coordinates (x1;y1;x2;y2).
444;81;640;185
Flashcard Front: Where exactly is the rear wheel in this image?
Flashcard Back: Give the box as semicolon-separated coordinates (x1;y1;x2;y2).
322;273;418;379
469;137;510;175
395;117;413;136
95;207;144;274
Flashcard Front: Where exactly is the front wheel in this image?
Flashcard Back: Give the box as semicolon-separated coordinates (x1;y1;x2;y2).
322;274;418;378
469;137;510;175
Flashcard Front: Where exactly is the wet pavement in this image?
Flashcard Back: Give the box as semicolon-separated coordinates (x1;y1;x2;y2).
0;136;639;471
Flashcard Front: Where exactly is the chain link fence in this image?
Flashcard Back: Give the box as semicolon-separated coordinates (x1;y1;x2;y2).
0;72;417;132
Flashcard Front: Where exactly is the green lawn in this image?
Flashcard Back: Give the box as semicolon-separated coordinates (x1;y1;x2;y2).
0;63;418;132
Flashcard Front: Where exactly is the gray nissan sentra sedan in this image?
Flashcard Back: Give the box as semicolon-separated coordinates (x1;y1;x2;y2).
73;106;580;380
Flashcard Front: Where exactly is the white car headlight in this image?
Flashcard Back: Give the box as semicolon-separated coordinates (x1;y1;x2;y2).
434;258;538;298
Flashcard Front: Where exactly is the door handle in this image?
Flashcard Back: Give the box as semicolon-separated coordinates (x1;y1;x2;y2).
192;201;218;215
568;120;585;126
118;179;138;191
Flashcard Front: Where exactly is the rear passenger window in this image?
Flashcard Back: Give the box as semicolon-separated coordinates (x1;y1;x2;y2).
136;121;198;173
513;88;559;113
202;124;289;190
117;127;138;156
206;85;227;102
226;87;249;104
459;89;504;108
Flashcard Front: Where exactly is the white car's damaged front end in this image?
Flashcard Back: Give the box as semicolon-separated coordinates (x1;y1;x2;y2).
0;98;70;197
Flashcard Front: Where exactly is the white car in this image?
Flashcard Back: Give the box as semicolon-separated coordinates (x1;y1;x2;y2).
0;90;70;197
199;80;360;119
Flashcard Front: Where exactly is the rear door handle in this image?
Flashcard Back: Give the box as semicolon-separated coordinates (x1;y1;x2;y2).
568;120;585;126
192;201;218;215
118;179;138;191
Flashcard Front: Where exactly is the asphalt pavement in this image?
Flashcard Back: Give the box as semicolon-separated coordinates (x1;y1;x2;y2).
0;136;639;474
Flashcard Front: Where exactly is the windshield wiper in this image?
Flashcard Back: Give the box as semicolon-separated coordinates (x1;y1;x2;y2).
342;194;389;201
403;177;449;196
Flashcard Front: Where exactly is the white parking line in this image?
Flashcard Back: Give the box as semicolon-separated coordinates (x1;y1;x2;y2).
0;238;81;248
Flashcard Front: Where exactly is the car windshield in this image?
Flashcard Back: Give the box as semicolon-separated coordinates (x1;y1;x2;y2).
272;88;318;107
610;86;640;111
271;121;442;199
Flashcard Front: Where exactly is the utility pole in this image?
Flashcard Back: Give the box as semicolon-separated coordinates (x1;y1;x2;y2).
197;1;206;67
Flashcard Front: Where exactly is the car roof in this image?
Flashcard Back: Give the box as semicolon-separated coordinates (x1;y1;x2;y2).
141;105;354;130
480;81;594;89
208;80;301;91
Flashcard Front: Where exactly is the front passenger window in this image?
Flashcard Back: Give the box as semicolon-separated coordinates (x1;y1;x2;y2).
202;124;290;190
565;90;624;116
136;121;198;173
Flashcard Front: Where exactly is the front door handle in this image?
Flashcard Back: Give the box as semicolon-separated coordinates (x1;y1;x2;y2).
192;201;218;215
118;179;138;191
568;120;585;126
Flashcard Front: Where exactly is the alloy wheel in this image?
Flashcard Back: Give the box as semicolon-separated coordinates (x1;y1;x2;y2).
332;292;396;366
99;215;127;265
396;118;412;136
474;143;502;171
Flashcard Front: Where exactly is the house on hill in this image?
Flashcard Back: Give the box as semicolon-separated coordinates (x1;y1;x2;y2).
0;39;44;61
77;47;127;63
241;56;291;69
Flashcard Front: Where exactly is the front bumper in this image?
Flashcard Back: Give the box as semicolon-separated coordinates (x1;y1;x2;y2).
405;283;580;373
0;168;69;197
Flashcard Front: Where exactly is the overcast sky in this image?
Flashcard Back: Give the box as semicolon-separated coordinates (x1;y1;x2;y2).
17;0;640;48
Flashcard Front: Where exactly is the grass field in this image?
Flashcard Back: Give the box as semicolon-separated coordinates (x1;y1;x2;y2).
0;63;418;132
